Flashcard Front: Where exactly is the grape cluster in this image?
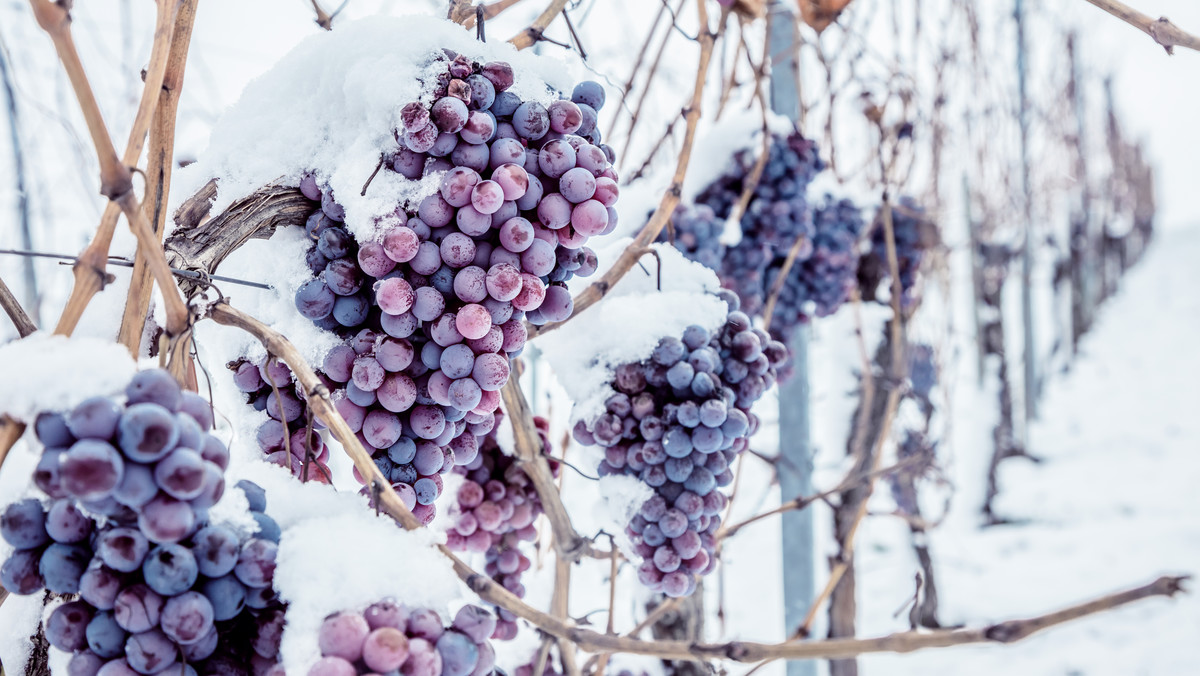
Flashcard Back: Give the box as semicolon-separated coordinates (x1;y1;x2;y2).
572;291;788;597
231;356;333;485
309;600;496;676
656;204;725;271
284;52;619;521
1;370;286;676
859;196;928;309
663;133;867;348
694;131;823;317
761;196;866;335
445;413;556;641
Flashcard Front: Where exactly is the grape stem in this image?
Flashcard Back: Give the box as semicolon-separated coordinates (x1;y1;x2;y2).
117;0;200;362
0;273;36;337
0;0;197;479
1081;0;1200;54
27;0;192;381
199;300;1189;664
500;379;600;562
458;0;528;30
527;0;719;340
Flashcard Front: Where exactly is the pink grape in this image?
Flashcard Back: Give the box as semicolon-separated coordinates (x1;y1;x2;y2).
411;241;443;275
459;111;495;145
520;239;556;276
323;345;356;382
455;304;492;340
377;374;418;413
383;226;420;262
548;100;582;134
471;354;510;392
489;138;524;169
375;277;415;315
511;274;545;312
362;627;410;672
571;199;609;236
491;164;527;201
455;205;492;237
376;338;414;372
431;97;468;133
408;406;446;440
498;217;534;253
536;193;571;229
470;180;504;214
594;177;619;207
440;232;476;268
484;264;521;301
453;266;488;303
559;167;596;203
440;167;480;208
357;242;396;277
500;319;528;353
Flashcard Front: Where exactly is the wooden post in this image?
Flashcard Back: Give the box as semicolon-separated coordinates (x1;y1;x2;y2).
767;4;816;676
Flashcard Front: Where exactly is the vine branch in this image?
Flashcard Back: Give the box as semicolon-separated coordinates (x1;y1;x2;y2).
1082;0;1200;54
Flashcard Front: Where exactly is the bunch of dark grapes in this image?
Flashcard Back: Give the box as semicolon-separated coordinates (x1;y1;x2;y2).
571;291;788;597
1;370;286;675
858;196;929;309
445;413;556;641
308;600;496;676
664;133;868;348
230;356;333;485
656;204;725;271
285;52;618;521
761;196;866;337
694;131;823;318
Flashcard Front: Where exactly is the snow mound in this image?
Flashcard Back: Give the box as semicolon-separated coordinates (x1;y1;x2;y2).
0;333;136;421
539;241;728;424
230;464;461;674
175;15;573;244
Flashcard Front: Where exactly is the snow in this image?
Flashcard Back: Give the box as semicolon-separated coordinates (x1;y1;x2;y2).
173;15;575;245
0;333;136;421
0;592;44;676
539;240;729;424
228;463;463;674
855;227;1200;675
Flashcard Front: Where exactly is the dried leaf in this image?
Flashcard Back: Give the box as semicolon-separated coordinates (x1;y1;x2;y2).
798;0;855;33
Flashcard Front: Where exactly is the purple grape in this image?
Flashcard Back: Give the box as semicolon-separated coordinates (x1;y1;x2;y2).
124;628;177;675
138;495;195;544
61;440;125;500
160;591;214;645
2;498;49;548
67;396;123;440
234;538;277;588
511;101;549;140
559;167;596;203
118;403;179;463
319;612;370;662
460;110;495;145
39;543;90;593
432;97;469;133
47;600;94;651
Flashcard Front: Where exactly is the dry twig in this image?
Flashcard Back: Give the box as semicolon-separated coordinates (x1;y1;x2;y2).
1082;0;1200;54
509;0;572;49
118;0;199;358
0;274;37;337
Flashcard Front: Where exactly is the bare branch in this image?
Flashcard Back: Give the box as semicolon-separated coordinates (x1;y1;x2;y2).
1082;0;1200;54
509;0;572;49
118;0;200;357
0;274;37;337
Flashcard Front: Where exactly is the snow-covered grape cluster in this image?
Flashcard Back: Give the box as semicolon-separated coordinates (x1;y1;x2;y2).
0;370;286;675
572;291;788;597
445;412;556;641
231;356;334;485
309;600;497;676
860;197;927;308
281;50;620;521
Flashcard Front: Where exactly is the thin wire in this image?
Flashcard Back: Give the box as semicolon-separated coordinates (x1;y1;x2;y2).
0;249;273;290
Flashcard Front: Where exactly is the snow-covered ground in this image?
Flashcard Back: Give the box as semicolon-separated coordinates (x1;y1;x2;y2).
851;225;1200;674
